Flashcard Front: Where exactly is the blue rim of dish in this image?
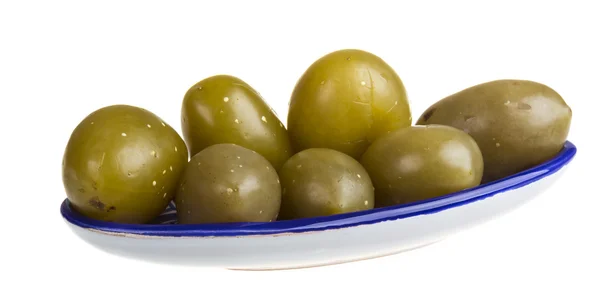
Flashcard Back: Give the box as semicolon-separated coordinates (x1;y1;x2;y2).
60;141;577;237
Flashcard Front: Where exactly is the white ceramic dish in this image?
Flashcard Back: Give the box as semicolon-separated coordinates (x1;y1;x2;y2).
60;141;577;270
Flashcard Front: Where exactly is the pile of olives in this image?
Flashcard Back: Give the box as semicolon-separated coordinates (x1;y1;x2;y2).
62;49;572;225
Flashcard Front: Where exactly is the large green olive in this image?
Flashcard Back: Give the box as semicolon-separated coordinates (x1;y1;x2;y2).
175;143;281;224
278;148;374;220
181;75;292;171
287;49;412;160
360;125;484;207
62;105;189;224
416;79;572;183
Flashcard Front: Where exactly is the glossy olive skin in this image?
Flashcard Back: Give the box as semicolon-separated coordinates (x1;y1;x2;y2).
175;144;281;224
278;148;374;220
181;75;292;170
287;49;412;160
416;79;572;183
62;105;189;224
360;125;484;207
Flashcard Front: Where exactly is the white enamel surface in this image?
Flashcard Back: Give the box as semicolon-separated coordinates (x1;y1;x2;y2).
65;167;567;270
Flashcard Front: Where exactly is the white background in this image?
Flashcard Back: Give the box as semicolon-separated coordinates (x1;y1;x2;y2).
1;1;599;302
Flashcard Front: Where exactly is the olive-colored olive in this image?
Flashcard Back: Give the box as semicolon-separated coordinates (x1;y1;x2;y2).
360;125;484;207
181;75;292;171
175;143;281;224
287;49;412;160
62;105;189;224
278;148;374;220
416;79;572;183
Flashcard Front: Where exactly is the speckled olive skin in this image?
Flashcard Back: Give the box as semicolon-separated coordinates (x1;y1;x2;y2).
360;125;484;208
181;75;292;171
287;49;412;160
62;105;189;224
175;144;281;224
278;148;374;220
416;79;572;183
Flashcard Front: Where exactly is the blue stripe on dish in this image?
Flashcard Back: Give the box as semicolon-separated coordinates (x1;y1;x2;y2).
60;141;577;237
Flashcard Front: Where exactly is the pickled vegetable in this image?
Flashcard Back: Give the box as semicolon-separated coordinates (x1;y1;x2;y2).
181;75;292;170
360;125;484;207
278;148;374;219
288;49;412;159
175;144;281;224
62;105;188;224
417;79;572;182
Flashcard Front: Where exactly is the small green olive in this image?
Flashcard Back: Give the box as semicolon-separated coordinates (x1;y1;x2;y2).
288;49;412;159
181;75;292;171
62;105;188;224
279;148;374;219
417;79;572;182
360;125;484;207
175;143;281;224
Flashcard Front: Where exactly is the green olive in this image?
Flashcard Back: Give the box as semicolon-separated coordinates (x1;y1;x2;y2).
360;125;484;207
278;148;374;220
62;105;189;224
416;79;572;183
181;75;292;171
287;49;412;160
175;143;281;224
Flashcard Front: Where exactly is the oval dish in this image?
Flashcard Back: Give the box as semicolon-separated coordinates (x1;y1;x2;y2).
60;141;577;270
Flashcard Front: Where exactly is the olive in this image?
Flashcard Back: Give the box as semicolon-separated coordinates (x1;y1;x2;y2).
62;105;189;224
287;49;412;160
278;148;374;220
360;125;484;207
416;79;572;183
175;143;281;224
181;75;293;171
